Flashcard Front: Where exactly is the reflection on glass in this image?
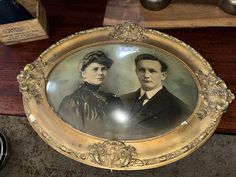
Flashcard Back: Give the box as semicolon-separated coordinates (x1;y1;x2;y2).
117;46;139;58
47;44;198;140
111;109;129;124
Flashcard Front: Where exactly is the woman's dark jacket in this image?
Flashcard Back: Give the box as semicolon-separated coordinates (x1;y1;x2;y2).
57;82;122;137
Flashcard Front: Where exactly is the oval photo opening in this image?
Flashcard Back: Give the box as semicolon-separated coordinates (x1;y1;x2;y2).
46;44;198;140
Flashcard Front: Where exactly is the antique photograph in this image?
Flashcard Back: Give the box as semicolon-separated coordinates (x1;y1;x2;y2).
46;44;198;139
18;23;234;170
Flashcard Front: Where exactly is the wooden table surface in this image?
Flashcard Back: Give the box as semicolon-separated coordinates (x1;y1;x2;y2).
0;0;235;133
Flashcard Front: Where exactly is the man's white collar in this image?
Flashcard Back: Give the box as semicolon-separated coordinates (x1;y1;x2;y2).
140;85;163;100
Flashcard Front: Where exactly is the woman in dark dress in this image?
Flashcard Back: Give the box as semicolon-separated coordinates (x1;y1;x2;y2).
57;51;123;137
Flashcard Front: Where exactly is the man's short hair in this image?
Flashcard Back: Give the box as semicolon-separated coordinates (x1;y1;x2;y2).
135;54;168;72
80;51;113;71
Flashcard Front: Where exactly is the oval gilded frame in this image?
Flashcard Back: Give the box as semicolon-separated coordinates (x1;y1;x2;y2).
17;22;234;170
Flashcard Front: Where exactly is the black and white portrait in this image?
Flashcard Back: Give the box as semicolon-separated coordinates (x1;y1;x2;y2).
57;51;123;137
46;44;198;139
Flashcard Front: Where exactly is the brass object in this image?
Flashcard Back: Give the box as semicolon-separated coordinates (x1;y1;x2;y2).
140;0;171;11
17;22;234;170
219;0;236;15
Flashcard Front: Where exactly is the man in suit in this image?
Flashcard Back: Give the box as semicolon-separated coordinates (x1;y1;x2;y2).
121;54;191;138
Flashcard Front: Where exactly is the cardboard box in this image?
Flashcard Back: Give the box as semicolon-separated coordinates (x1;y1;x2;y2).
0;0;48;45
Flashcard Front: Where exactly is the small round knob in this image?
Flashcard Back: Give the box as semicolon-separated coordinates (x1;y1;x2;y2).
140;0;172;11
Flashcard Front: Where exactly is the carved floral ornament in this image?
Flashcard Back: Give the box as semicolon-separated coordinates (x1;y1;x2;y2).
17;22;234;170
195;70;234;120
109;21;148;42
17;60;46;104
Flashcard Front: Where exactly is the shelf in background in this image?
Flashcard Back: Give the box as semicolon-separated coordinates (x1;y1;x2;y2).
104;0;236;28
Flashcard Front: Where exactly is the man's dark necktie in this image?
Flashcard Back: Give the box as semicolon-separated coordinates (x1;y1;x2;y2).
132;93;148;114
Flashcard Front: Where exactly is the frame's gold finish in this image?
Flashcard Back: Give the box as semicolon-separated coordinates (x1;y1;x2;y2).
17;22;234;170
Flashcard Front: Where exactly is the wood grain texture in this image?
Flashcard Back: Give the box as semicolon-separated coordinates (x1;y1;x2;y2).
0;0;235;133
103;0;236;28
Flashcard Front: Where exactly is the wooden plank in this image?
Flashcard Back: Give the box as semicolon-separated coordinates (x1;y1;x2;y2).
103;0;236;28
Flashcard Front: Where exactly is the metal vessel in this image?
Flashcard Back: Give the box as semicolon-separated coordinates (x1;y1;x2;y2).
0;132;9;170
140;0;172;11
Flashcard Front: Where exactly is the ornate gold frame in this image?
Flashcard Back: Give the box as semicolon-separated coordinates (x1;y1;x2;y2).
17;22;234;170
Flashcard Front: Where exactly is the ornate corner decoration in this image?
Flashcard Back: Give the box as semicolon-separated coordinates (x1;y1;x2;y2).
32;119;144;169
195;70;235;120
87;140;143;168
110;22;148;42
17;60;46;104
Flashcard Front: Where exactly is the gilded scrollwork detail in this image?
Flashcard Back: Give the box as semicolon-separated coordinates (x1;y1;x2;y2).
141;147;188;166
195;70;234;120
140;123;227;167
28;120;144;168
87;140;142;168
31;120;84;160
17;60;46;104
110;22;148;42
